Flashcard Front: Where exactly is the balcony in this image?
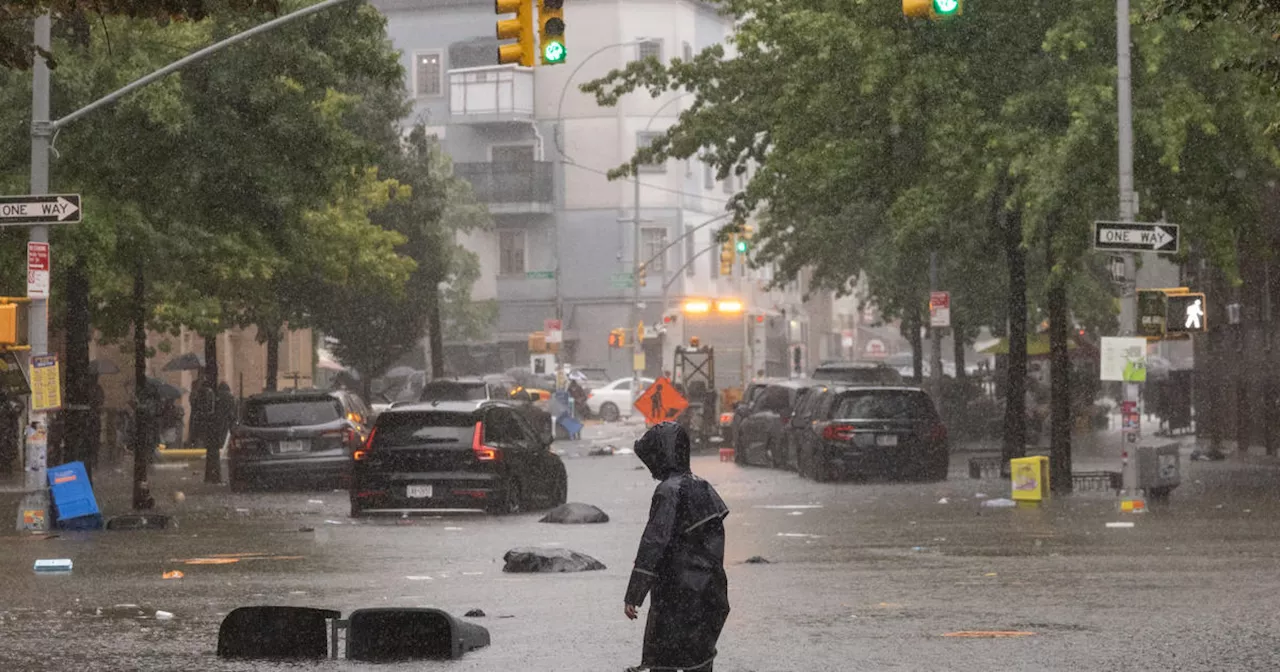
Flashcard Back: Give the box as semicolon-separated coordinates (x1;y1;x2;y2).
454;161;555;215
449;65;534;124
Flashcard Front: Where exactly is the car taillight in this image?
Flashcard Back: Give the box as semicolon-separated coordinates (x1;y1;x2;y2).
322;426;357;444
822;423;856;441
930;423;948;443
472;421;500;461
354;427;377;461
719;412;733;425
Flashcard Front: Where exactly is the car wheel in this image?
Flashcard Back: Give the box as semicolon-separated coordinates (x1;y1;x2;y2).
811;454;833;482
349;499;364;518
768;438;787;469
925;452;950;482
550;471;568;506
599;403;620;423
489;478;522;515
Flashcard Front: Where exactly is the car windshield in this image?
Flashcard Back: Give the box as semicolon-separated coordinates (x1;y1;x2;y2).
373;411;477;447
832;391;934;420
243;398;342;427
420;381;488;401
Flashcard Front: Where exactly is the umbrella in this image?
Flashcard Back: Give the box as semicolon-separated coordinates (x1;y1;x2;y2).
383;366;419;379
317;356;345;372
567;370;588;382
88;359;120;375
162;352;205;372
145;378;183;400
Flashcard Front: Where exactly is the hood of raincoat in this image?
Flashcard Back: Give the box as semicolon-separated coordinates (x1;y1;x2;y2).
635;421;691;480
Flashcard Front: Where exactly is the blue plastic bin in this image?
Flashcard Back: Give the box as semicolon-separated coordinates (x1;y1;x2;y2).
47;462;102;526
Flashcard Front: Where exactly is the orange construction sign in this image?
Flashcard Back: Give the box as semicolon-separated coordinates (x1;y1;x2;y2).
634;377;689;425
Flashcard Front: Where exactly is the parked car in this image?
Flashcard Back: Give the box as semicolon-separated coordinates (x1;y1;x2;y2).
792;386;948;482
228;389;372;491
586;376;655;422
418;377;554;444
569;366;611;391
725;379;781;450
349;400;568;517
779;383;834;470
733;380;807;468
812;361;904;386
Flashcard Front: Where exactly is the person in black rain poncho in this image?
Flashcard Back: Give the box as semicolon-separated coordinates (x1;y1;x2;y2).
625;421;730;672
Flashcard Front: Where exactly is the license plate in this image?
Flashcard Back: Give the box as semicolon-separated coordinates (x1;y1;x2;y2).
876;434;899;447
277;439;308;453
406;484;433;499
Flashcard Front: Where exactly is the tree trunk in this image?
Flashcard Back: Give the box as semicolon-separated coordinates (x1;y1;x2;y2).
1047;230;1072;494
953;315;967;385
63;260;93;479
904;304;924;383
131;266;153;510
264;328;280;391
426;284;445;379
1002;204;1028;468
203;333;221;484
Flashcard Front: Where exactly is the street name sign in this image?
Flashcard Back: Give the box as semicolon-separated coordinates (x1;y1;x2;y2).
0;194;81;226
1093;221;1179;253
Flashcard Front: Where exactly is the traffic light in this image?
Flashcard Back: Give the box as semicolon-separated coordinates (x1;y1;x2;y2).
736;224;753;254
0;298;30;347
496;0;535;67
538;0;565;65
719;235;735;276
903;0;962;20
637;263;647;287
608;328;626;348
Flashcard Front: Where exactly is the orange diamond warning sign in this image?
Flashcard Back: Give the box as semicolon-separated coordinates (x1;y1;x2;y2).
634;377;688;425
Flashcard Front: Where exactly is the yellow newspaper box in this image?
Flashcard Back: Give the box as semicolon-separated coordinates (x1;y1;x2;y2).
1010;456;1049;502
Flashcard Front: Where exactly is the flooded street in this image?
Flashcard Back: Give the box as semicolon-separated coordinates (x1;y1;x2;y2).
4;423;1280;671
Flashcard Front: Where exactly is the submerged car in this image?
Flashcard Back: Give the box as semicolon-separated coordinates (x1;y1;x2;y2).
228;389;371;491
349;400;568;517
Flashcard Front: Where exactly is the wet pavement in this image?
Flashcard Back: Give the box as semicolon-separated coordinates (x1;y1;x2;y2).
4;420;1280;671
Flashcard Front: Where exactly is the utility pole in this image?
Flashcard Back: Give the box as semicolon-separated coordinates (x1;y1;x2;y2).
631;164;643;402
929;251;943;402
17;13;53;531
1117;0;1147;485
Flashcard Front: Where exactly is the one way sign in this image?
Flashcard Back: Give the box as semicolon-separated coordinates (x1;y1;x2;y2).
1093;221;1179;254
0;194;81;226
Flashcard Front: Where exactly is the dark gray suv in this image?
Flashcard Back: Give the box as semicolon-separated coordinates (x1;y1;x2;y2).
228;389;371;491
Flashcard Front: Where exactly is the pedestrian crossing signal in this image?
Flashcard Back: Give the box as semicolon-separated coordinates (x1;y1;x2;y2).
1165;293;1206;334
608;328;626;348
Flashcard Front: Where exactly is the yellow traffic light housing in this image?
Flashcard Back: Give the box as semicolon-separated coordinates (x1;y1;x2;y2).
903;0;962;20
637;263;647;287
496;0;536;67
719;235;736;276
538;0;565;65
0;298;30;347
608;328;627;348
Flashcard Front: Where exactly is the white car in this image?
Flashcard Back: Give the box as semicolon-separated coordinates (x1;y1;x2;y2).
586;377;655;422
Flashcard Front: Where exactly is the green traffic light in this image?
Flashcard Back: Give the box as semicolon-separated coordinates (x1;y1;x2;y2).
735;240;748;253
543;40;566;64
933;0;959;14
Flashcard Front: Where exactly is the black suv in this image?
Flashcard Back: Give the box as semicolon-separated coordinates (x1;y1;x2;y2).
790;385;948;482
350;400;568;517
418;377;554;444
228;389;371;491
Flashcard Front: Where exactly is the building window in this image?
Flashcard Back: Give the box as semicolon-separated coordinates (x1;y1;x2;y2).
637;39;664;63
703;161;714;190
415;51;443;97
685;227;697;277
642;227;668;274
722;171;734;194
499;230;526;275
636;132;666;173
682;41;693;61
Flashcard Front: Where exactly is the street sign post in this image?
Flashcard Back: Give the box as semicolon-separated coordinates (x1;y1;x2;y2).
929;291;951;328
0;194;80;226
26;242;49;300
1093;221;1179;253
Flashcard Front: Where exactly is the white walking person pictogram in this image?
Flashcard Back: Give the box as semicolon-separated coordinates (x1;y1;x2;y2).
1184;298;1203;329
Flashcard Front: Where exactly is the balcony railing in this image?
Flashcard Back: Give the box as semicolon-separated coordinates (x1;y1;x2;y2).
449;65;534;123
454;161;554;214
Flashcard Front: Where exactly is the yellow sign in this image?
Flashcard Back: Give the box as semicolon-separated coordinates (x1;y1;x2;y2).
29;353;61;412
1010;456;1049;502
633;352;646;372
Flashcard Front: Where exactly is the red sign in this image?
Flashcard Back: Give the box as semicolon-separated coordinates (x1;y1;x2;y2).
544;319;562;332
930;291;950;309
27;242;49;299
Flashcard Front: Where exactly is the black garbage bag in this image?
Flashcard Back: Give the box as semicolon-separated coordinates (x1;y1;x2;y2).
501;547;606;573
538;502;610;524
